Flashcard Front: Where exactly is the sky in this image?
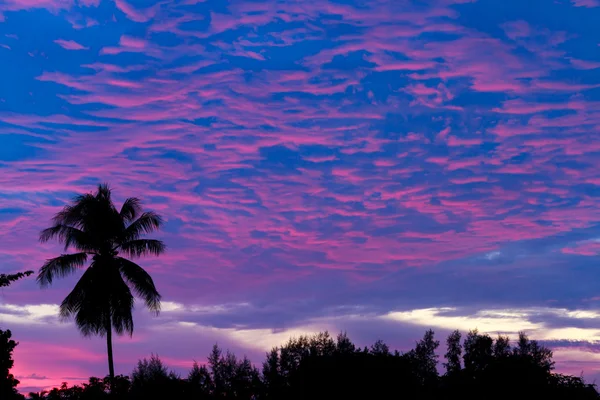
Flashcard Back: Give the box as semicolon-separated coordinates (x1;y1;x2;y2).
1;0;600;393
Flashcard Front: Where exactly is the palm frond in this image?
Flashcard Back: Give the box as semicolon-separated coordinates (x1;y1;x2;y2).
60;266;99;319
109;275;135;336
97;183;112;200
39;224;96;252
52;185;121;236
61;262;134;337
96;183;121;222
121;213;163;242
38;253;88;288
118;257;161;313
62;286;106;336
51;194;97;228
120;197;142;222
119;239;166;258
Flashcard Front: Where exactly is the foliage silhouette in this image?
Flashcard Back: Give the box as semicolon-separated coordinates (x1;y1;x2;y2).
1;330;24;400
0;271;34;288
28;376;130;400
37;184;165;384
130;354;182;400
1;271;33;400
23;329;600;400
443;329;462;375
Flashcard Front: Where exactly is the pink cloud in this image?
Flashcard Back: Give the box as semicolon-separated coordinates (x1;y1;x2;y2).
569;58;600;70
492;99;586;114
113;0;155;22
502;20;531;40
375;61;438;71
119;35;146;48
54;39;88;50
562;241;600;256
571;0;600;7
0;0;73;12
447;136;482;146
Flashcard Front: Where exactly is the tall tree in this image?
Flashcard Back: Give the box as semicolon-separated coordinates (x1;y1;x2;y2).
444;330;462;375
37;184;165;384
463;330;493;375
514;332;554;372
409;329;440;386
493;335;511;358
262;348;283;398
188;361;213;398
208;344;224;395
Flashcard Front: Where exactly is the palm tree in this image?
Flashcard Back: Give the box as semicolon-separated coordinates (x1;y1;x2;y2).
37;184;165;383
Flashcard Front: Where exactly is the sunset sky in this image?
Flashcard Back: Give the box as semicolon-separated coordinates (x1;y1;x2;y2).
2;0;600;393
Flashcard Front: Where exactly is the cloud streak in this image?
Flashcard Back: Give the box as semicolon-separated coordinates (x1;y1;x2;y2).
54;39;88;50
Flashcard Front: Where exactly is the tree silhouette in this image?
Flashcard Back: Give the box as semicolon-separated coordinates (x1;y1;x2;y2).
262;347;283;398
408;329;439;387
37;184;165;384
493;334;510;358
0;271;34;288
369;339;390;356
207;344;261;398
335;332;355;354
19;329;600;400
1;271;32;400
463;329;494;376
131;354;179;399
0;330;23;400
27;375;130;400
444;329;462;375
187;361;212;399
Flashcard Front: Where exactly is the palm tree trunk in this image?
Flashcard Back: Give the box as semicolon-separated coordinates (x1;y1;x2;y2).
106;321;115;387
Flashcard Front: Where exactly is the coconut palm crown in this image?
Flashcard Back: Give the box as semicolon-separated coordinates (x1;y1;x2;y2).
38;183;165;381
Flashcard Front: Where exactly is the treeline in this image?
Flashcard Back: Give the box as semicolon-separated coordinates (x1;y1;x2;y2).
14;329;598;400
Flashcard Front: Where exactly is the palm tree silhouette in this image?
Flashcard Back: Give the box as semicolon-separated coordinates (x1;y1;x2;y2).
37;183;165;383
